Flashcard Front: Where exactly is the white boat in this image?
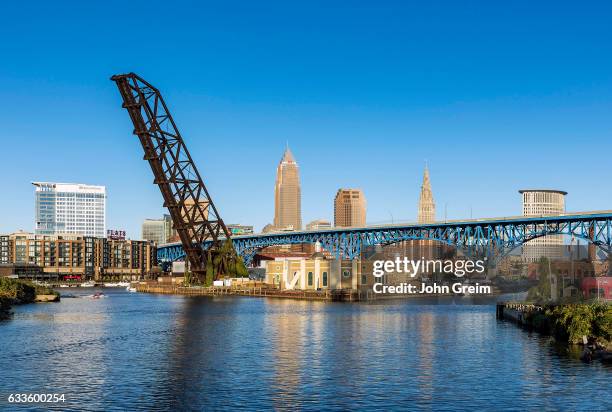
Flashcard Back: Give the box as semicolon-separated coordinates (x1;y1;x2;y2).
126;286;137;293
117;282;130;287
104;282;119;287
81;281;96;287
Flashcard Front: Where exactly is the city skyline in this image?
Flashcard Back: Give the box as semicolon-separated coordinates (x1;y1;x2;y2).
1;2;612;238
0;146;590;240
1;4;611;412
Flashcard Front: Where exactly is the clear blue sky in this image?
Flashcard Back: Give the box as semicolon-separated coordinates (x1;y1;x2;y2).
1;1;611;238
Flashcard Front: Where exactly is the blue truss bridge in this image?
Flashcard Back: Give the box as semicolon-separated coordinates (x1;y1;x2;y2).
156;210;612;266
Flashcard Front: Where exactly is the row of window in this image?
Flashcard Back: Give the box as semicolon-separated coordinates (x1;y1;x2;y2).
306;271;329;287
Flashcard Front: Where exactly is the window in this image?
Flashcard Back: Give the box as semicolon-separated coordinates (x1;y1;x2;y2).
343;270;350;278
322;272;328;287
308;272;313;286
361;274;367;285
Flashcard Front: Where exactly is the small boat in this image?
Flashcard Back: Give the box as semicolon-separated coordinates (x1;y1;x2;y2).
60;293;78;299
86;292;106;299
81;281;96;288
126;286;137;293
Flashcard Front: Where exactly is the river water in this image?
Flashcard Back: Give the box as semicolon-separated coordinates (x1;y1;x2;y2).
0;289;609;411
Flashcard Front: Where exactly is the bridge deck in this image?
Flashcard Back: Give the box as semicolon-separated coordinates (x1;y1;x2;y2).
159;210;612;247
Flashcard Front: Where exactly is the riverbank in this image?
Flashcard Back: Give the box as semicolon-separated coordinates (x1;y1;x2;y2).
497;302;612;362
0;278;60;318
138;282;346;300
136;282;501;301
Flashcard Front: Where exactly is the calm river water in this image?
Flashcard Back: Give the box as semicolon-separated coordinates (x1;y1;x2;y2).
0;289;610;411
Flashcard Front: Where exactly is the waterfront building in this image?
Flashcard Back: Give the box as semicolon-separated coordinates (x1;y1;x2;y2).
306;219;332;231
142;218;167;245
1;231;95;279
520;189;567;262
0;235;8;264
334;189;366;228
33;182;106;238
227;224;254;236
264;254;369;290
93;238;156;281
0;232;156;281
273;146;302;231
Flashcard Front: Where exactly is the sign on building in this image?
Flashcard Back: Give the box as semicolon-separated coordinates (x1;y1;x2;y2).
107;230;126;240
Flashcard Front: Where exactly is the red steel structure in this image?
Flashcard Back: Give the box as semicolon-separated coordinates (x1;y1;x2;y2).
111;73;233;281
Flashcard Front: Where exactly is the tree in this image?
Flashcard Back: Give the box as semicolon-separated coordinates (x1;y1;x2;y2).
526;257;552;303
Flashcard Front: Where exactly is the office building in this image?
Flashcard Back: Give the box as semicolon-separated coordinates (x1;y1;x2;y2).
520;189;567;262
334;189;366;227
391;165;439;275
163;214;177;242
417;165;435;224
33;182;106;238
142;218;167;245
273;146;302;231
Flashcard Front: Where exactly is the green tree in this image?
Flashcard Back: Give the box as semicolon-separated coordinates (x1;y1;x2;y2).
527;257;552;303
547;303;612;344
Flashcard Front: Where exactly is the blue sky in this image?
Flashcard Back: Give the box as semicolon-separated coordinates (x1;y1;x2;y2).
1;1;612;238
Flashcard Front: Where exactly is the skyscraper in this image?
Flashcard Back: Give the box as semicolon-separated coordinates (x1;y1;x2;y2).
412;165;438;273
519;189;567;262
274;146;302;231
417;165;435;223
33;182;106;238
334;189;366;227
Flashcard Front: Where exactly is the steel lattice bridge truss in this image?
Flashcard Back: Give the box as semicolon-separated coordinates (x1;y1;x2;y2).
157;211;612;266
111;73;235;280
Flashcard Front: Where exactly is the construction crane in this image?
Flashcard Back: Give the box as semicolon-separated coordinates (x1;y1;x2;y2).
111;73;245;283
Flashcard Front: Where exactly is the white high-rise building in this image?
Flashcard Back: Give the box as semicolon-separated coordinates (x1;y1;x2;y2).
519;189;567;262
33;182;106;238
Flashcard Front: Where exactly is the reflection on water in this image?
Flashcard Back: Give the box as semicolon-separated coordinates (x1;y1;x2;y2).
0;289;609;411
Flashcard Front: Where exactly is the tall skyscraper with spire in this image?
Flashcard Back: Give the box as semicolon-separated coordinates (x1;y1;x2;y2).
417;164;435;223
274;145;302;230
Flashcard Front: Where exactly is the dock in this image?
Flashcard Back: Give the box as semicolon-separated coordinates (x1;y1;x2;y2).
136;282;384;301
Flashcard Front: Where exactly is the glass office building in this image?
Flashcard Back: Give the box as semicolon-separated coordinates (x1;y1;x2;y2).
33;182;106;238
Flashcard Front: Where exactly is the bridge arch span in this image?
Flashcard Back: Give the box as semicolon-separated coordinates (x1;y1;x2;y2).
156;212;612;267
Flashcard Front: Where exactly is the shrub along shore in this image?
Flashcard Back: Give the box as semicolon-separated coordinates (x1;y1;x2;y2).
0;278;59;318
499;301;612;362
